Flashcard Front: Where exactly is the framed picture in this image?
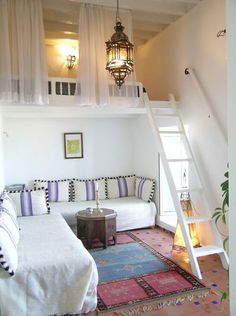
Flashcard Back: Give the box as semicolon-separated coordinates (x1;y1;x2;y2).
64;133;83;159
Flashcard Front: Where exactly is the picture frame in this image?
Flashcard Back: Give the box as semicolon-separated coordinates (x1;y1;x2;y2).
64;133;83;159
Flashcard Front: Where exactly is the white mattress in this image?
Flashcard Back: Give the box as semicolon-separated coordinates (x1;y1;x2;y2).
50;196;157;231
0;213;98;316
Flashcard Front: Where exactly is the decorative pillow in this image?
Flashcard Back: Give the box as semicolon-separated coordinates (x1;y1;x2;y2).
0;191;17;220
34;179;71;202
7;188;50;217
107;175;135;199
72;178;106;201
0;197;19;276
135;177;155;202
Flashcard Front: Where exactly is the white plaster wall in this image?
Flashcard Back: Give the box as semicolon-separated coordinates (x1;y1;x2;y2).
3;118;136;187
132;116;159;207
136;0;227;208
0;114;5;191
227;0;236;313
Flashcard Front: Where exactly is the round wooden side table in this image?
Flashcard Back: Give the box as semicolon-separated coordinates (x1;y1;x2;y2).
76;208;117;249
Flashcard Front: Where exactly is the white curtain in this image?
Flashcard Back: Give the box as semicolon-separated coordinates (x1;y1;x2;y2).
78;4;137;107
0;0;48;104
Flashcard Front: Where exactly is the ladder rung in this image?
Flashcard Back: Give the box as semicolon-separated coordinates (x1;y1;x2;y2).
159;131;183;134
185;216;211;224
194;245;225;257
176;188;202;193
154;114;177;117
167;158;192;162
149;101;171;109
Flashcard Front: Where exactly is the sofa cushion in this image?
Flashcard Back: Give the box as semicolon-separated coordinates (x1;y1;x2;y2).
0;209;19;276
72;178;106;201
34;179;71;202
0;191;18;221
49;196;156;231
135;177;155;202
8;189;50;217
107;175;135;199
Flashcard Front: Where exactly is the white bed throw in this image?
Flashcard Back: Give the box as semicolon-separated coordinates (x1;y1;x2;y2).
0;213;98;316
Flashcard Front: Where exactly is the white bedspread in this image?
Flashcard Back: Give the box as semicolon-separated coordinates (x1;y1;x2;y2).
0;213;98;316
50;196;157;231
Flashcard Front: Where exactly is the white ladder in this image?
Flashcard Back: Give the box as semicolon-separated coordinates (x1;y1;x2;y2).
144;92;229;279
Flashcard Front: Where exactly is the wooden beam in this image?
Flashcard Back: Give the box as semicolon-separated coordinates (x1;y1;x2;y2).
43;8;79;25
68;0;187;16
45;31;78;40
132;11;178;25
42;0;80;13
44;21;78;34
133;20;166;33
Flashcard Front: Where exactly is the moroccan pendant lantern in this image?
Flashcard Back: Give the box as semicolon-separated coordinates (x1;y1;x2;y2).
173;193;201;251
105;0;134;87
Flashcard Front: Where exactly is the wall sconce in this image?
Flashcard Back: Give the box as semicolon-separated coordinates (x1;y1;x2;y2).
66;54;77;69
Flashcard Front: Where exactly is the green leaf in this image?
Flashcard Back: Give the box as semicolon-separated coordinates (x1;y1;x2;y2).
214;214;222;224
222;213;226;224
224;171;229;178
218;290;229;302
223;237;229;250
212;211;222;220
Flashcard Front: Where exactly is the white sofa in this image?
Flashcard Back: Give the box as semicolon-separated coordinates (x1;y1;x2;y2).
34;175;157;233
0;212;98;316
50;196;157;232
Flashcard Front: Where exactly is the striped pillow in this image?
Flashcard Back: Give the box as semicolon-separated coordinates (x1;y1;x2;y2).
0;194;19;276
34;179;71;202
107;175;135;199
0;191;17;221
72;178;106;202
135;177;155;202
8;189;50;217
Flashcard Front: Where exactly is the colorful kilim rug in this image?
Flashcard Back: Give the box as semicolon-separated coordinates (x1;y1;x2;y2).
90;232;210;315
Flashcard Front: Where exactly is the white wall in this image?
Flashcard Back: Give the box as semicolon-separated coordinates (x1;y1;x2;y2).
136;0;227;208
227;0;236;314
0;114;5;190
3;117;136;187
132;116;159;206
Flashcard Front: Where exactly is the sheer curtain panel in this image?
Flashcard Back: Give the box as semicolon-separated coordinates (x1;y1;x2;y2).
78;4;137;107
78;4;109;106
0;0;48;104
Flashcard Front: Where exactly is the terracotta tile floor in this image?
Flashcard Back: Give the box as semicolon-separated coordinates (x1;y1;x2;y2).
84;227;229;316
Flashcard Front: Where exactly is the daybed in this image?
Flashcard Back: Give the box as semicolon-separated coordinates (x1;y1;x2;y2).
34;175;157;232
0;191;98;316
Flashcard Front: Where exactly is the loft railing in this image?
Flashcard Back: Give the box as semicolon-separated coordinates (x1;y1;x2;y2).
48;77;142;98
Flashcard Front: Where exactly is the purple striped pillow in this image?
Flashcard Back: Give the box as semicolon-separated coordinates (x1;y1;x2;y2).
0;210;19;276
8;189;50;217
34;180;71;202
107;175;135;199
72;178;106;201
135;177;155;202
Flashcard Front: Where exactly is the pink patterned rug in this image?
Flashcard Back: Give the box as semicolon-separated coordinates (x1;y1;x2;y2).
90;232;210;315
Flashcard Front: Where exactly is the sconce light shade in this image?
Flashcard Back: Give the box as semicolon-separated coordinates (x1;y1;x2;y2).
66;54;76;69
106;21;134;87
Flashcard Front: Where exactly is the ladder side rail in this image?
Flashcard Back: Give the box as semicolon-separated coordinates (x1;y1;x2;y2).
168;93;215;214
169;94;228;252
143;93;202;279
185;67;227;144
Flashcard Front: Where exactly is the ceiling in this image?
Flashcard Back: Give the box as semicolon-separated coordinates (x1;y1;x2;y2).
43;0;202;46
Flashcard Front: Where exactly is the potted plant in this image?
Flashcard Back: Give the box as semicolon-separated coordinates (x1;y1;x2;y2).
212;171;229;301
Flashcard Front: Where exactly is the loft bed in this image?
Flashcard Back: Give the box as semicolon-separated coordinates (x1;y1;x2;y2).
0;78;172;119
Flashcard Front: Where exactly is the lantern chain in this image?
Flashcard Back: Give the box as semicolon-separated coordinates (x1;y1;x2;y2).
116;0;121;23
